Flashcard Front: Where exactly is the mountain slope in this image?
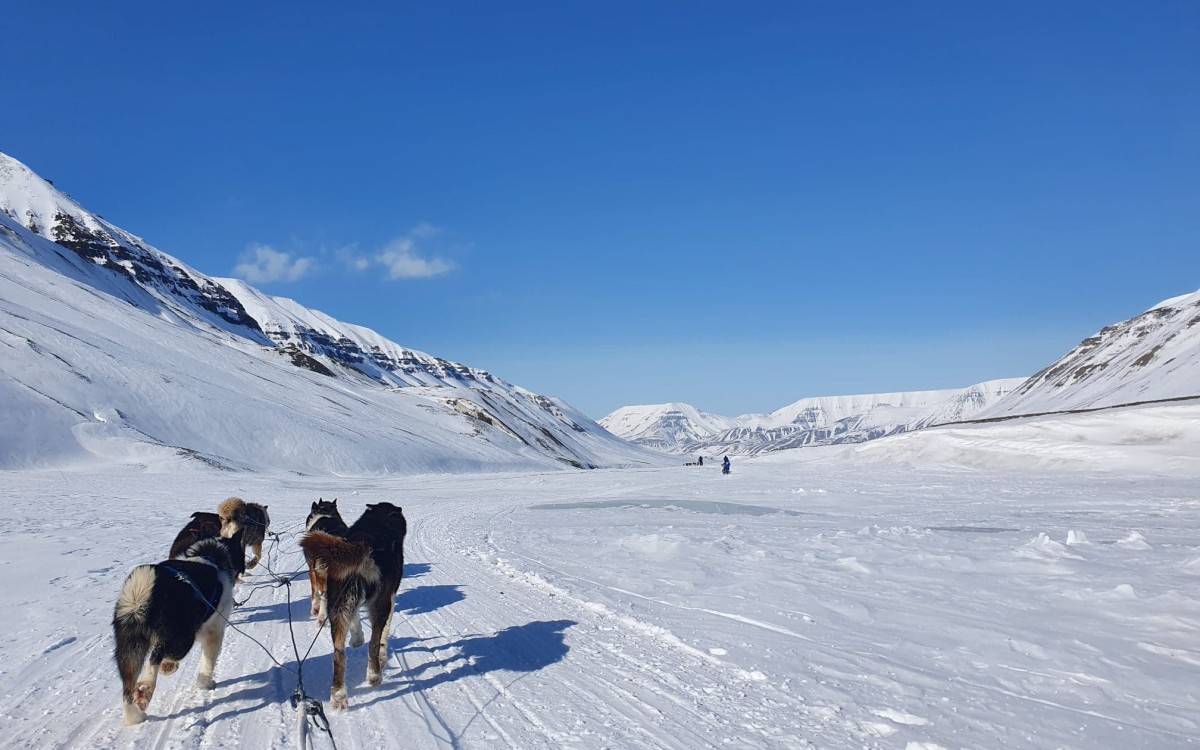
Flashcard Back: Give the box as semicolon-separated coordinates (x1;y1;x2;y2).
0;152;664;473
979;290;1200;418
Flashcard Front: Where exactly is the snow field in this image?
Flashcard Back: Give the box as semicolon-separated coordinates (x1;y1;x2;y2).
0;432;1198;749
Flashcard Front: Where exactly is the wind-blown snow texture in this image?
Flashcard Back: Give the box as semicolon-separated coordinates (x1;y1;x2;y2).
0;152;666;474
605;380;1024;456
0;404;1197;749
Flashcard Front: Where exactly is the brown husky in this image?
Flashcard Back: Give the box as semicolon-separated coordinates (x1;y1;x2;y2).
217;497;271;569
299;502;407;709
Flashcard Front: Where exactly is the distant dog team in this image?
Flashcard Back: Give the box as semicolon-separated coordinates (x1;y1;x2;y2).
113;494;406;724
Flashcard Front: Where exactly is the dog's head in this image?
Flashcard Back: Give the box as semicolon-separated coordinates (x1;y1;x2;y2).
307;498;340;528
248;503;270;532
364;502;407;538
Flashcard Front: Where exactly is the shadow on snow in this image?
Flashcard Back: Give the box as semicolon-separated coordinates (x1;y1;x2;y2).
232;562;443;625
175;619;576;725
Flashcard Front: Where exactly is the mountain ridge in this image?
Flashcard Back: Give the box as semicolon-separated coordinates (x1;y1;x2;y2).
0;151;664;473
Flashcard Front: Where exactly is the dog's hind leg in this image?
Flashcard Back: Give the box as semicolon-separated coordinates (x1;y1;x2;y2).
115;629;151;725
327;583;352;709
246;540;263;570
194;618;226;690
133;641;165;719
365;595;396;686
310;567;328;624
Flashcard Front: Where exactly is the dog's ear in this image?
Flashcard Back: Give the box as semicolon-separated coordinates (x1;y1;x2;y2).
311;500;319;510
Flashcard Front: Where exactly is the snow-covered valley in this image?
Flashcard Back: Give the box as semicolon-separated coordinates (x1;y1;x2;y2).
1;403;1198;749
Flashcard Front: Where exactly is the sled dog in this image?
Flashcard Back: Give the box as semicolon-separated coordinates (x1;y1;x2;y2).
217;497;271;569
167;511;223;559
299;502;407;709
304;498;350;623
112;531;245;725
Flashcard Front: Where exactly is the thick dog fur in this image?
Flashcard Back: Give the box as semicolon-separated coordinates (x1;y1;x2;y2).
299;502;407;709
113;532;246;725
217;497;271;569
167;512;223;559
304;498;349;623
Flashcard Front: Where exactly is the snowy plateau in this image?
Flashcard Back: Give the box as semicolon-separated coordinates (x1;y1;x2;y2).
1;151;1199;750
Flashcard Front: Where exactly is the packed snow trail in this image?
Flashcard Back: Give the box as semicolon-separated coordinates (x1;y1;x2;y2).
1;443;1198;748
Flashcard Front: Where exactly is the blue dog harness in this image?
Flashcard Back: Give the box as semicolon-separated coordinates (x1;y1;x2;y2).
161;563;222;612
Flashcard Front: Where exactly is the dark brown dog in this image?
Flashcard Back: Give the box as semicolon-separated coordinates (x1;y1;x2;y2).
168;512;223;559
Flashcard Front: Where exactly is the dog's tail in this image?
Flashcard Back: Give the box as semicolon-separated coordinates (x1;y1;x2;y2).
115;565;156;625
300;531;372;578
113;566;156;715
217;497;247;537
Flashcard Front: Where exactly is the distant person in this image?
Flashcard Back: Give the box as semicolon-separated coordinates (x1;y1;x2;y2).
722;455;730;475
698;456;704;466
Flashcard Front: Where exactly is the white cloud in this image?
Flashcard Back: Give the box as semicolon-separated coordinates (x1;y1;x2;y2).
377;236;455;279
234;244;315;283
344;224;457;280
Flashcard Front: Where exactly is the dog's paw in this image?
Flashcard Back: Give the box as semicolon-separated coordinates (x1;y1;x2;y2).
195;676;216;690
367;670;382;687
133;683;154;711
122;701;147;726
330;689;349;710
349;631;364;648
245;557;259;570
160;659;178;676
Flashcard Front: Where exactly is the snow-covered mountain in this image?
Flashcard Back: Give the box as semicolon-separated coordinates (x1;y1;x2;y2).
979;290;1200;419
605;290;1200;458
598;402;746;453
0;151;667;473
607;380;1023;456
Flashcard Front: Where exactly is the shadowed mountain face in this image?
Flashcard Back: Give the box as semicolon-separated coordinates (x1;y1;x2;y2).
0;151;666;473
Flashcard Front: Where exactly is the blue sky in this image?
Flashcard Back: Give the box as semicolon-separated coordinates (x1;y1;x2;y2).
5;1;1198;418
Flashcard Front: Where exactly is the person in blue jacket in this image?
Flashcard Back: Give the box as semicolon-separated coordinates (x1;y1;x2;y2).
721;455;731;475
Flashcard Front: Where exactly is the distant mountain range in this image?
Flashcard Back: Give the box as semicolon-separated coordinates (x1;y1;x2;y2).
0;152;666;473
601;380;1024;456
603;293;1200;457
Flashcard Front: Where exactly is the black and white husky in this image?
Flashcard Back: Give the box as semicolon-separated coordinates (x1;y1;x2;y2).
112;531;245;725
